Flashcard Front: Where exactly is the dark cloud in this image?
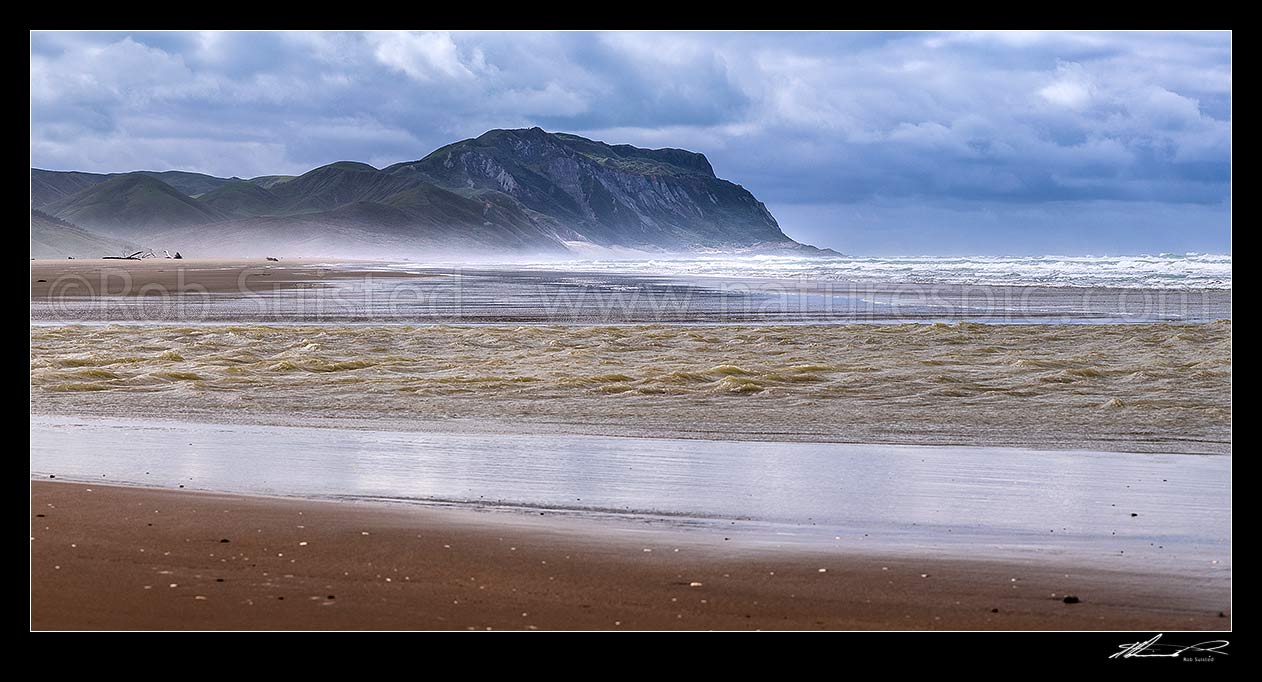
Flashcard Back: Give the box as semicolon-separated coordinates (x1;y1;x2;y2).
29;30;1231;253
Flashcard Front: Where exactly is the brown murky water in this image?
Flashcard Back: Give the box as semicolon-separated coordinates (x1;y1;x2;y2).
30;321;1231;453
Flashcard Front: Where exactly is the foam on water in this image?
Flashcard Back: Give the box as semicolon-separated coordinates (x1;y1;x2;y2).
486;253;1232;290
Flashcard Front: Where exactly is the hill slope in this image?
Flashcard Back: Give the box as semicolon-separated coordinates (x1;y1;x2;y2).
157;188;568;258
30;209;139;259
132;170;230;197
31;169;109;209
198;180;283;218
43;174;227;236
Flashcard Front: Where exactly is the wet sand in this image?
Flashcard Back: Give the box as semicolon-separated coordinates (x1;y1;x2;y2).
31;416;1233;574
30;481;1229;631
29;258;419;298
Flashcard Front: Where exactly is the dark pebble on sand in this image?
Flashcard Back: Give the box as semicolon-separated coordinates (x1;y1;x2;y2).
49;475;55;479
1219;611;1226;618
1130;513;1138;517
216;578;224;582
179;485;184;488
991;608;999;613
36;514;45;518
1063;596;1081;604
328;595;335;600
277;596;284;600
220;538;230;543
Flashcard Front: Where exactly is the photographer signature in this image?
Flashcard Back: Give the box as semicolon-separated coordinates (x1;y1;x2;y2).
1110;634;1230;659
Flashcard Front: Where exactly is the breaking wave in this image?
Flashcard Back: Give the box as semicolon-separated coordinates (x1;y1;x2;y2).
501;253;1232;290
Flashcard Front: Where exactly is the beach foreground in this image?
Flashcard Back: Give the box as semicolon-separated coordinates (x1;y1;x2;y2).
31;482;1228;631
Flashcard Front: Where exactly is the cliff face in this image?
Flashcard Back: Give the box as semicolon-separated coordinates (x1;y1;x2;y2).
32;128;826;257
386;128;796;251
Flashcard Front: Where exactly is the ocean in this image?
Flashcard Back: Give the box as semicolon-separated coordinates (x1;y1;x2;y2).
497;253;1232;290
31;254;1232;325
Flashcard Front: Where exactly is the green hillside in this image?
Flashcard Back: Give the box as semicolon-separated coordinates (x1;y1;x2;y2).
44;174;226;235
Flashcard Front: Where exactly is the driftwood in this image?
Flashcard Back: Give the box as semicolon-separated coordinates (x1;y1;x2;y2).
103;249;167;261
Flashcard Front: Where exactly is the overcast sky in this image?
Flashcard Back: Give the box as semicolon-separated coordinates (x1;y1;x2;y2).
30;30;1231;255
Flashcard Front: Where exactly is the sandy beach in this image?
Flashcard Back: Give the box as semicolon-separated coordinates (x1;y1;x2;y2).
29;258;1232;631
30;481;1229;631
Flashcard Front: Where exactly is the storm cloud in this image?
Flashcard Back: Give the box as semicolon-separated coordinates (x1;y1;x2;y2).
29;30;1231;254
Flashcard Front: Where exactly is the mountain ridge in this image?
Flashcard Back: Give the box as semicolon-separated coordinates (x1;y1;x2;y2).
31;128;834;258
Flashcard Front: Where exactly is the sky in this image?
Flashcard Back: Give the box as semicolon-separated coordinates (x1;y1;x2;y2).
30;30;1231;255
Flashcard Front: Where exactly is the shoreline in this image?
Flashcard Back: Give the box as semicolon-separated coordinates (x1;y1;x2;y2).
30;481;1230;631
29;414;1232;583
30;257;1234;294
31;258;1232;325
28;408;1232;455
